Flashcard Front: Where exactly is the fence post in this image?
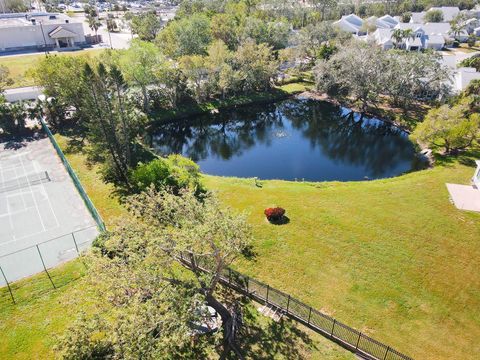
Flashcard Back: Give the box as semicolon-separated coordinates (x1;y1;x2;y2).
383;346;390;360
307;307;312;325
0;265;15;304
246;277;249;293
286;295;290;313
355;332;361;350
36;245;56;289
330;319;336;336
72;232;80;255
228;268;232;284
266;285;269;304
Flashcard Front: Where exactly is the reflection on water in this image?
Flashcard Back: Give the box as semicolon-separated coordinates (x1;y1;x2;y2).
149;98;426;181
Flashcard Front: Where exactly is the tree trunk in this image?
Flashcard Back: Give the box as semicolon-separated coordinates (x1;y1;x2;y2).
205;293;244;360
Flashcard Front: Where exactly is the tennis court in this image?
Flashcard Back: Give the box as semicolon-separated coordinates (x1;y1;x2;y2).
0;136;99;285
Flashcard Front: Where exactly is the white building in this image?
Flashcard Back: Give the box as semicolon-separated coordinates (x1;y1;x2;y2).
0;12;85;53
333;14;365;35
371;21;468;51
441;52;480;92
410;6;460;23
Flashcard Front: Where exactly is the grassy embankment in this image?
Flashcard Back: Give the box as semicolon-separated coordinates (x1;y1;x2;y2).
1;88;480;359
0;49;105;89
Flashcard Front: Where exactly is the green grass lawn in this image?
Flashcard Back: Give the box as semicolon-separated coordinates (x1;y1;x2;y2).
0;49;104;89
204;163;480;360
2;131;480;359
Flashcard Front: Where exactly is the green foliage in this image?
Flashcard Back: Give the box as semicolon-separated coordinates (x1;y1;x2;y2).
314;41;451;111
292;22;351;67
130;12;162;41
401;12;412;22
317;43;337;60
0;65;14;93
54;314;113;360
467;35;477;47
87;14;101;35
56;188;252;358
0;101;40;136
81;63;148;185
4;0;28;12
156;14;212;58
459;55;480;71
118;40;163;110
423;9;444;22
32;55;91;127
130;155;205;195
464;79;480;96
412;103;480;153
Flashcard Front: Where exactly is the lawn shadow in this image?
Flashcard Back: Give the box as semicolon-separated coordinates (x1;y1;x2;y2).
434;146;480;168
241;245;258;260
268;216;290;225
238;297;317;359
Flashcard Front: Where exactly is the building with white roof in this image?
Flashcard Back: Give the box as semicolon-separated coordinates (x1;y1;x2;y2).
410;7;460;23
0;12;85;53
333;14;364;35
428;7;460;22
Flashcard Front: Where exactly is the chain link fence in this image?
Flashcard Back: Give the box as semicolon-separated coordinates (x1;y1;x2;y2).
0;226;98;304
39;117;106;232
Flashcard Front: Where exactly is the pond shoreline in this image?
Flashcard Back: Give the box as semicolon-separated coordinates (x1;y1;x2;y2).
149;95;427;181
148;87;434;169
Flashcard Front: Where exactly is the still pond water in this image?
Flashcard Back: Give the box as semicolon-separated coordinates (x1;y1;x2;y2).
149;98;425;181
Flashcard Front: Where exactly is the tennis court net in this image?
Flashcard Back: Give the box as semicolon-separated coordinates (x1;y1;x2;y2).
0;171;50;193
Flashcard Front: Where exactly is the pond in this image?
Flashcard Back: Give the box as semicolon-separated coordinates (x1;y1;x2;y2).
149;98;426;182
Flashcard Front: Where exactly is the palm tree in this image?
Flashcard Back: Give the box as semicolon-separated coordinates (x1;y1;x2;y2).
449;23;466;42
87;14;101;38
391;29;404;49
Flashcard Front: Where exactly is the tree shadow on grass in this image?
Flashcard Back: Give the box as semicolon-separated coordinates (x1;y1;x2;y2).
434;146;480;168
236;297;317;359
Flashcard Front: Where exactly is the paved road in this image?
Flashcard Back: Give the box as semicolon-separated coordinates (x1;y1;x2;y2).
4;86;43;102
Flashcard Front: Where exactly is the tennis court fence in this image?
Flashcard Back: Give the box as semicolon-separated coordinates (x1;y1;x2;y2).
0;226;98;304
180;253;413;360
39;117;106;232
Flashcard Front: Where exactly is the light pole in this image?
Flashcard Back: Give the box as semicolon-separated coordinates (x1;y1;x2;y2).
39;21;49;57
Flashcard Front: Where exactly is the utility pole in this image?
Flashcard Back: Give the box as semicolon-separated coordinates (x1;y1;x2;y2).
39;21;49;57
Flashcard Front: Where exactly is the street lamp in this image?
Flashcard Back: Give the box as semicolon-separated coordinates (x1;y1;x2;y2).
39;21;49;57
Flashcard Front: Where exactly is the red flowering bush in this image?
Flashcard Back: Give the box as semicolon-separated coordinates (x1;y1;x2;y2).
264;207;285;222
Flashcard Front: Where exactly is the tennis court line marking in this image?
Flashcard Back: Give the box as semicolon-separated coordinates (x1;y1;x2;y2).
0;170;15;237
32;159;60;229
12;166;27;210
0;152;31;171
19;155;47;232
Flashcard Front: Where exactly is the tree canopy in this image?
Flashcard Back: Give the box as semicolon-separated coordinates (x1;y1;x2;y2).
56;188;252;359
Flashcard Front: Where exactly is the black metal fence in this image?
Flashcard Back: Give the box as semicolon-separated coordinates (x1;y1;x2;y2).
185;255;413;360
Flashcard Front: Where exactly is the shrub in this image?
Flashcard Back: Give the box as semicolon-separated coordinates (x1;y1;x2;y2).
130;155;205;195
264;207;285;222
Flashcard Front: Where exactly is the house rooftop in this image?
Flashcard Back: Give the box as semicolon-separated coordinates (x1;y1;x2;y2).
428;6;460;22
0;12;79;28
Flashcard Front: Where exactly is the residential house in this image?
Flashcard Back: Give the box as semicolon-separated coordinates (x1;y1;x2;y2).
372;28;394;50
333;14;365;35
365;14;399;30
0;12;85;53
441;52;480;92
376;22;451;50
409;6;460;23
428;7;460;22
